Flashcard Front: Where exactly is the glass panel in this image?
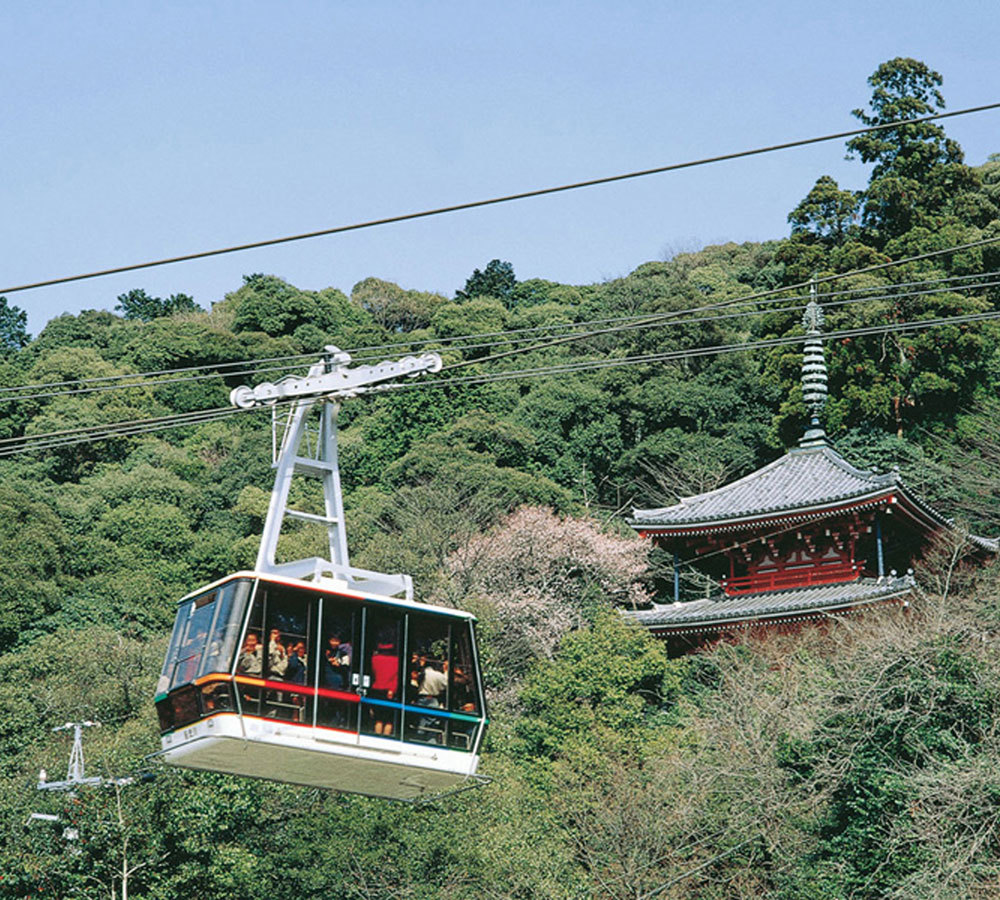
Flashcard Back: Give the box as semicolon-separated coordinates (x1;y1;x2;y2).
198;579;252;679
447;718;478;752
157;599;192;695
156;698;174;733
450;622;481;715
362;609;402;738
405;615;450;710
236;589;264;716
317;594;360;731
262;585;314;723
199;681;235;716
403;709;448;746
319;597;357;691
170;591;218;690
170;686;200;728
236;590;264;676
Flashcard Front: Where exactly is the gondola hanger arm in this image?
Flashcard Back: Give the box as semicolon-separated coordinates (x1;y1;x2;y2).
229;345;443;409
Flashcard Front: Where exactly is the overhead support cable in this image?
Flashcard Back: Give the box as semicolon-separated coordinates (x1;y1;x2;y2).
0;350;318;397
5;306;1000;458
3;102;1000;297
342;267;1000;356
439;234;1000;373
410;275;1000;362
0;404;243;449
380;308;1000;392
0;406;259;458
1;268;998;406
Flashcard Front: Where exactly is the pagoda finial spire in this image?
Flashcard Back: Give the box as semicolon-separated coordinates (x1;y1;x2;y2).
800;278;828;447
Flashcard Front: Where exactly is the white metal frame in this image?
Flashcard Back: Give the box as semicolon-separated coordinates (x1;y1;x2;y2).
229;346;442;599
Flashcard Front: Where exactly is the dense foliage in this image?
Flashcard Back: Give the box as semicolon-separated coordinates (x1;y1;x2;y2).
1;58;999;898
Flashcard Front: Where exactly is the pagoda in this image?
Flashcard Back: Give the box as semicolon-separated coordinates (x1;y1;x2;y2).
625;295;997;652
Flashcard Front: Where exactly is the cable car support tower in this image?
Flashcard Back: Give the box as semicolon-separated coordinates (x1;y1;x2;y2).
230;345;442;600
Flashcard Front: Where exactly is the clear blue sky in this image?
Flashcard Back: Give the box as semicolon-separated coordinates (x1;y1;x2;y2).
3;0;999;334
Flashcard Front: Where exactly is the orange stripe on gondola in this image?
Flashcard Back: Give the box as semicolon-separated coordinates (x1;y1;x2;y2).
194;672;359;703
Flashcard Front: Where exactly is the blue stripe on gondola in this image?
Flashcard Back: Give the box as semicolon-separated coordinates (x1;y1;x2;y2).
360;697;481;723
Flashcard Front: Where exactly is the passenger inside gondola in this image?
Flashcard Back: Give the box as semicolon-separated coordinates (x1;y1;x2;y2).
369;631;400;736
452;664;478;714
267;628;288;678
201;680;233;713
322;633;350;689
416;658;448;708
238;633;262;675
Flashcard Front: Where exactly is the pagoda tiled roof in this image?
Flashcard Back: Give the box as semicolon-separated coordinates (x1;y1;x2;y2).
621;575;915;632
631;441;910;532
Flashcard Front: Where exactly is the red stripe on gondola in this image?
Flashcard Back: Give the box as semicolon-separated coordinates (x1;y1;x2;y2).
196;672;360;704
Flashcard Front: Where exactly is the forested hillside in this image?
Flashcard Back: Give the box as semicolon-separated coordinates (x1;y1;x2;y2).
2;58;1000;898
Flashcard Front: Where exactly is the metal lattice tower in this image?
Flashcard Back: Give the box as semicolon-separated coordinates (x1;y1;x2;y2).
37;722;102;793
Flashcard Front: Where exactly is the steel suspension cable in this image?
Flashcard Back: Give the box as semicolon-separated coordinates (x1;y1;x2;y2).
438;234;1000;373
6;306;1000;457
3;103;999;297
344;267;1000;356
3;269;998;406
378;308;1000;392
3;254;996;404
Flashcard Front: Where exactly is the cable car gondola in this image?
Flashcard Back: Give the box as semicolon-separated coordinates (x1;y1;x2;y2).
153;348;488;801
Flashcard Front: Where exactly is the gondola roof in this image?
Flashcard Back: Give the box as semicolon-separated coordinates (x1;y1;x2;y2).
178;570;479;620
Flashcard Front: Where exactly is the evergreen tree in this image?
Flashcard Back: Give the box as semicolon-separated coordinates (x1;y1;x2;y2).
0;296;29;354
787;175;859;243
846;58;972;243
116;288;199;322
456;258;517;307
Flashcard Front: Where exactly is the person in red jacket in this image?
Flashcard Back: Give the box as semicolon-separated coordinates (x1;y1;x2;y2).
369;639;399;736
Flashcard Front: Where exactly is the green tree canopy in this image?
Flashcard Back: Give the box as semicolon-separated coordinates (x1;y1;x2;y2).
456;259;517;307
350;277;448;332
227;274;363;346
116;288;200;322
847;58;972;241
788;175;859;242
0;297;29;354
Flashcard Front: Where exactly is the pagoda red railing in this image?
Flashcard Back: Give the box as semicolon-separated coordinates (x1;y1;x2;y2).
721;561;864;596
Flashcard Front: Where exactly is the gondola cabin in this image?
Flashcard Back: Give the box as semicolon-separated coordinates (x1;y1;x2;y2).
155;572;487;801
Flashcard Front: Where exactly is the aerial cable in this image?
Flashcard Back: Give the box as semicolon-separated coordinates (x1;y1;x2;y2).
0;405;267;458
343;267;1000;356
2;271;999;415
2;267;997;406
1;252;995;401
0;396;305;455
0;403;244;448
0;358;320;405
381;308;1000;392
6;306;1000;458
349;276;1000;373
416;275;1000;361
0;349;319;397
6;240;1000;444
3;102;1000;297
0;260;976;399
439;233;1000;373
343;269;1000;361
4;273;995;406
